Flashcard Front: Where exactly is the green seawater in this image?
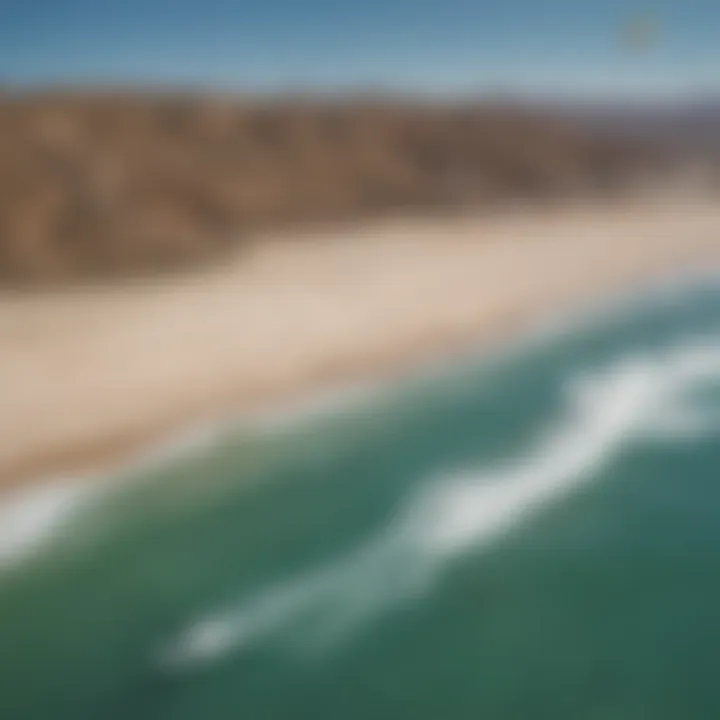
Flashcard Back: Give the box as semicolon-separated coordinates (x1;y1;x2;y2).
3;277;720;719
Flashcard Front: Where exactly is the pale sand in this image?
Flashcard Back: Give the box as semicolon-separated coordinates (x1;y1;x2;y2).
1;197;720;489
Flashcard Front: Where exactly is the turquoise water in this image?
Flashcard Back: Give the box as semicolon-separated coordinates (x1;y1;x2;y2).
3;278;720;719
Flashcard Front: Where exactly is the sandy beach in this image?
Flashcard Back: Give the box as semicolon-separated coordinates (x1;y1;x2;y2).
1;196;720;490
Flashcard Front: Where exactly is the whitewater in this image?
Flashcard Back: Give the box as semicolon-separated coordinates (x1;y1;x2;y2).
162;335;720;671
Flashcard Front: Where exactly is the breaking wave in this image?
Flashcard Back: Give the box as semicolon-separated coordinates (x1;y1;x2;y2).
0;481;98;569
161;334;720;672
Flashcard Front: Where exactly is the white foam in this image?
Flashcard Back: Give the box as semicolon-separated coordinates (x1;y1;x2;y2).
0;480;99;569
161;335;720;671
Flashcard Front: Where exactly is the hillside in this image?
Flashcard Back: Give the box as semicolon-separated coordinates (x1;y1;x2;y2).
0;91;665;283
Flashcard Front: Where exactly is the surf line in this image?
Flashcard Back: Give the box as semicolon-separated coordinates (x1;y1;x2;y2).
3;267;717;574
161;334;720;671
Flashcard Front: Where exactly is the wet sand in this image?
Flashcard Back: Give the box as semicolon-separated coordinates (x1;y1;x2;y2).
1;197;720;489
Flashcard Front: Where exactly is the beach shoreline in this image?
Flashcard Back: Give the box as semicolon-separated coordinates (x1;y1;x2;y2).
2;196;720;493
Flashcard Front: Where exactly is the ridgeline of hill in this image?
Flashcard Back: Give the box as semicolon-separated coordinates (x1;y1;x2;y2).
0;92;666;283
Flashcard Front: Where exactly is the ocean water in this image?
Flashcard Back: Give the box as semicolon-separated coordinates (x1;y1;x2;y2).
3;276;720;719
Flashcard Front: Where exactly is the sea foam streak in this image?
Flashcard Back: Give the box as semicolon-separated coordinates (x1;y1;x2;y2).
161;336;720;671
0;481;98;569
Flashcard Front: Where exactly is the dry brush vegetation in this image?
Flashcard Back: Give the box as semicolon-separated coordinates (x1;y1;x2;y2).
0;91;662;283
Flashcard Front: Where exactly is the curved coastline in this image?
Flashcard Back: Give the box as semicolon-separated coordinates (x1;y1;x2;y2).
1;262;719;572
1;198;720;570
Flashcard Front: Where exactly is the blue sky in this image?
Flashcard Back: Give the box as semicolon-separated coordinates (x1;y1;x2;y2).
1;0;718;97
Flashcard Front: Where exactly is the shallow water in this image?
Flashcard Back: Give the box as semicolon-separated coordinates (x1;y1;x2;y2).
3;277;720;719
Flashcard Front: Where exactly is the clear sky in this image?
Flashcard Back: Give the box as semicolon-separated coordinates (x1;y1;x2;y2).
0;0;718;98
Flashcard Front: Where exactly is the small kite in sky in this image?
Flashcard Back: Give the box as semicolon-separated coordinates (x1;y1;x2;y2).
620;12;661;52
